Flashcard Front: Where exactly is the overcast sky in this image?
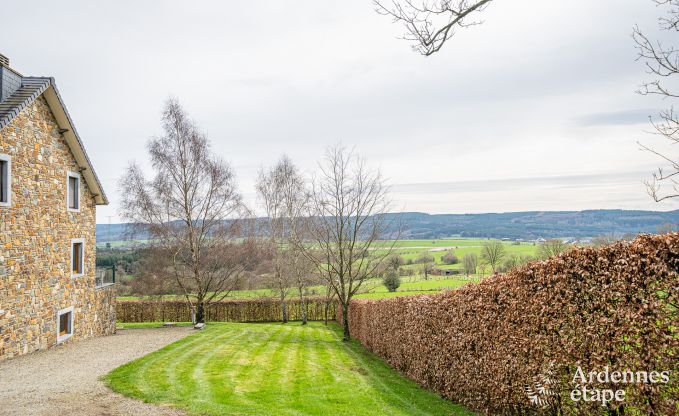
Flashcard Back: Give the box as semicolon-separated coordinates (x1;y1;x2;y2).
3;0;679;223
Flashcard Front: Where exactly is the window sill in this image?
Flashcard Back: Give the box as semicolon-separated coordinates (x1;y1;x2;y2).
95;282;115;290
71;273;84;279
57;333;73;344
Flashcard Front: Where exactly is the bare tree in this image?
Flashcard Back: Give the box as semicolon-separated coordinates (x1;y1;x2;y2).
119;98;249;323
322;281;336;326
257;157;298;323
537;239;569;259
462;252;478;277
480;240;505;273
257;156;313;323
296;145;397;341
635;0;679;201
421;261;435;280
277;157;314;325
285;251;315;325
374;0;495;55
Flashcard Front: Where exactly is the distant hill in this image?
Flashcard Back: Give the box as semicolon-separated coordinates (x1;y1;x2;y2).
382;210;679;240
97;209;679;243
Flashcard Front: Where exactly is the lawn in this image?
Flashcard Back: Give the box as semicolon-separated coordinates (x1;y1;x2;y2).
106;322;472;416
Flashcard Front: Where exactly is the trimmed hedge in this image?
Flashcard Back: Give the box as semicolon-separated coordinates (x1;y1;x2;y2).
341;234;679;415
117;297;335;323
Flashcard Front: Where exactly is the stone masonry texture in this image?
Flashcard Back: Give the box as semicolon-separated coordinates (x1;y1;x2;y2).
0;96;115;361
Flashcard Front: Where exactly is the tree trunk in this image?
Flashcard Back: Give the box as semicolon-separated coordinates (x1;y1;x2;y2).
280;293;288;323
341;303;350;341
195;301;205;324
323;300;329;325
299;287;307;325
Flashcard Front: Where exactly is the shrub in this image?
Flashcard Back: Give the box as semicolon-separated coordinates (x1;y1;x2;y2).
414;252;434;264
441;251;459;265
385;254;405;270
382;270;401;292
341;233;679;415
399;267;415;277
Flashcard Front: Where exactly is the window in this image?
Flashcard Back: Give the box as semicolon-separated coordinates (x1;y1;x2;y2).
57;307;74;344
71;239;84;277
67;172;80;211
0;154;10;207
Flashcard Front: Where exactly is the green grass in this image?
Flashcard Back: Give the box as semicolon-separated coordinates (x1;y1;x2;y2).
116;238;539;302
105;322;472;416
354;277;480;299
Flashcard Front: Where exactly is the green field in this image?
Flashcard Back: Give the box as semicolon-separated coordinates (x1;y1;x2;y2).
105;322;472;416
115;238;539;301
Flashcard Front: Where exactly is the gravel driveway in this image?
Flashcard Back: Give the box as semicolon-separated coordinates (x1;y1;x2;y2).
0;327;192;416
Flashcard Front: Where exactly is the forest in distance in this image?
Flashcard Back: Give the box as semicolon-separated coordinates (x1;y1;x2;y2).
97;208;679;243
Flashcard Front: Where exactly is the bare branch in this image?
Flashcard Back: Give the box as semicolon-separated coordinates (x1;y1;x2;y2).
635;1;679;202
374;0;495;55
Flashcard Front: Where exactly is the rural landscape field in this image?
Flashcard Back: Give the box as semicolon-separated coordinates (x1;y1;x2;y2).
109;238;540;301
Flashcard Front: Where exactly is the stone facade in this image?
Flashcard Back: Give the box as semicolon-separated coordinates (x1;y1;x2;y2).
0;96;115;361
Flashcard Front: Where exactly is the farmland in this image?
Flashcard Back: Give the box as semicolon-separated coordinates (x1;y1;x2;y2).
112;238;540;301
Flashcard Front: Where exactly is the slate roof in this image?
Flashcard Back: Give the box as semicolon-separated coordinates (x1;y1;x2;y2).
0;76;108;205
0;77;51;130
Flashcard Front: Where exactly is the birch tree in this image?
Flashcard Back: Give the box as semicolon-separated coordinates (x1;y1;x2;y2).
119;98;250;323
256;156;311;323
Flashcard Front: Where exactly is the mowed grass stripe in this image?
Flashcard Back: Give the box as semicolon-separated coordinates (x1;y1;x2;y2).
189;327;253;410
106;322;472;416
104;328;207;401
207;326;269;411
234;324;293;414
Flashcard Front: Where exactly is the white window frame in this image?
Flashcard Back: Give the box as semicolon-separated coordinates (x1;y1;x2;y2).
0;154;11;208
56;306;74;344
70;238;85;278
66;171;81;212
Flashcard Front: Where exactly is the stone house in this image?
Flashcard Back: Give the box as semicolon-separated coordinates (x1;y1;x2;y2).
0;53;115;360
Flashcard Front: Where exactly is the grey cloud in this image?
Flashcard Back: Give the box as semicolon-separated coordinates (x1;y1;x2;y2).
576;109;655;127
392;171;649;195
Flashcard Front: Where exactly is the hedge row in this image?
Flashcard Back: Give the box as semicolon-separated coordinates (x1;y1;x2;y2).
117;297;335;323
341;234;678;415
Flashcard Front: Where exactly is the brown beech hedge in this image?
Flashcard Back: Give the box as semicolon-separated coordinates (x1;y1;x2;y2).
341;234;678;415
117;297;335;323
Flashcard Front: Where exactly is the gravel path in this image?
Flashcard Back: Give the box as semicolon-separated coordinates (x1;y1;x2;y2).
0;327;193;416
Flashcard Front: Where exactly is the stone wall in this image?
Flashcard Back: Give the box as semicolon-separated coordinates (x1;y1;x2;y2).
0;96;115;361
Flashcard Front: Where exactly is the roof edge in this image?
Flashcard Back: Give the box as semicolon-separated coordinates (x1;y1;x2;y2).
40;80;108;205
